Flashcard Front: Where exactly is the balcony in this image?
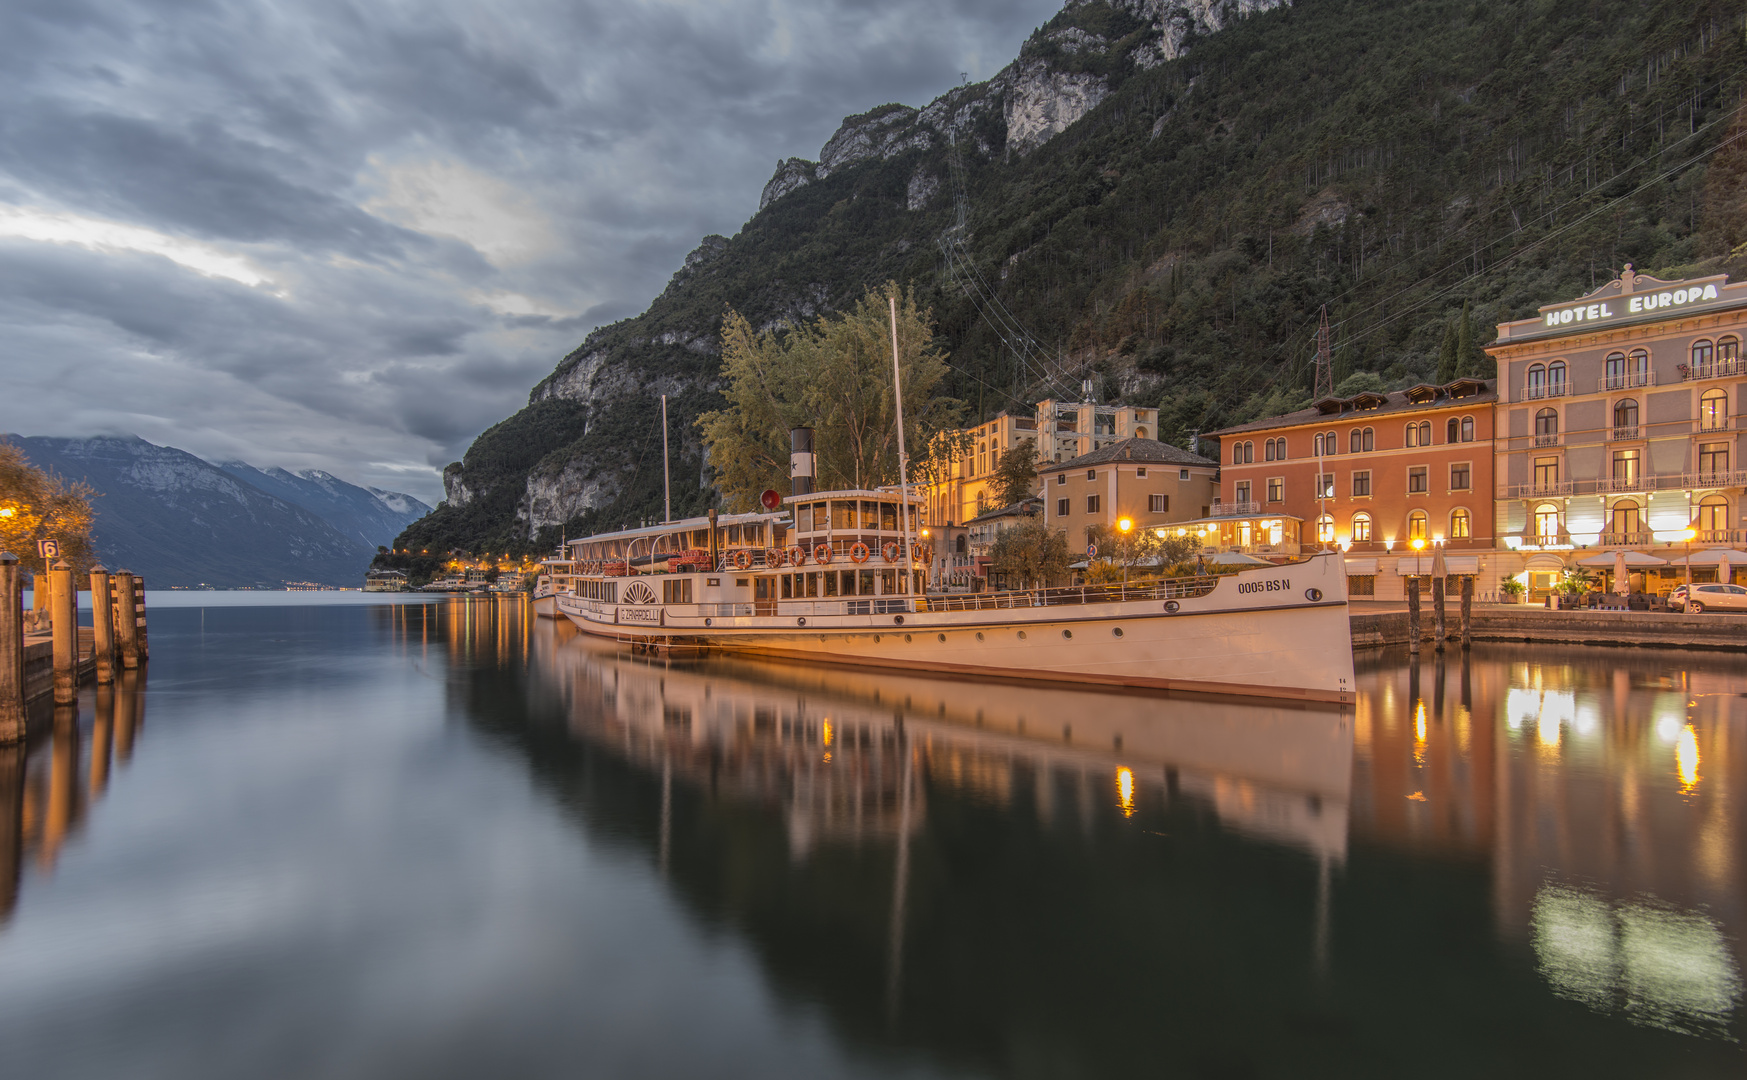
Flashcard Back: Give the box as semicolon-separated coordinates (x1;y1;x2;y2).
1511;480;1573;497
1211;501;1263;517
1596;531;1656;546
1598;474;1655;494
1697;529;1743;544
1599;371;1655;392
1679;357;1747;381
1684;470;1747;489
1608;425;1641;442
1533;432;1561;447
1693;416;1740;433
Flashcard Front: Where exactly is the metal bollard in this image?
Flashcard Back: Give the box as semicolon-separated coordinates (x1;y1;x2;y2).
50;560;76;705
1408;578;1421;656
1461;576;1473;650
90;565;115;684
0;554;22;743
1433;576;1446;654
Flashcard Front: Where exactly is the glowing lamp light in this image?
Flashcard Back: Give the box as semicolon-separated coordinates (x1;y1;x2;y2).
0;507;12;518
1154;528;1167;539
1410;538;1426;551
1117;517;1134;533
1683;528;1698;541
1116;766;1136;817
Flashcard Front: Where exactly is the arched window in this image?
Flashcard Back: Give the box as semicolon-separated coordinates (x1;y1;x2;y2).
1699;494;1730;535
1446;418;1459;443
1349;429;1362;453
1613;398;1639;432
1418;421;1431;446
1461;415;1474;441
1314;433;1326;456
1721;336;1741;362
1134;427;1147;439
1405;422;1419;448
1264;439;1276;461
955;534;967;554
1535;408;1559;439
1449;508;1471;539
1325;429;1337;451
1605;352;1627;389
1362;427;1374;452
1317;514;1334;543
1700;388;1728;431
1407;510;1429;541
1692;339;1715;373
1534;502;1561;541
1351;512;1372;542
1245;441;1254;463
1628;349;1649;384
1608;500;1641;539
1233;442;1243;465
1549;361;1567;395
1527;364;1546;398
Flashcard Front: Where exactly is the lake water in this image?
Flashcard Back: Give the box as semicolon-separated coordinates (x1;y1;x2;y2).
0;597;1741;1077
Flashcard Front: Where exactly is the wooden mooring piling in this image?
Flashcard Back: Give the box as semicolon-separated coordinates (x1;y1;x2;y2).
0;553;147;744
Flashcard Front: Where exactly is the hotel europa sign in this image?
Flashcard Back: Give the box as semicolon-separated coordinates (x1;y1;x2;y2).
1540;282;1723;328
1501;267;1741;343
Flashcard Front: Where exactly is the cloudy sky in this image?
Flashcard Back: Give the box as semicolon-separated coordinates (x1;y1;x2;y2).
0;0;1059;503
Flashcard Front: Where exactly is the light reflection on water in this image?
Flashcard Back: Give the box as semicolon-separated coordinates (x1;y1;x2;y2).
0;599;1739;1077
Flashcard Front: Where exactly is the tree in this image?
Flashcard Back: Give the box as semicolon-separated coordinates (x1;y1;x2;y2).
1086;522;1198;581
1435;320;1459;383
990;438;1039;506
698;283;965;511
0;442;99;580
989;520;1070;590
1455;300;1492;379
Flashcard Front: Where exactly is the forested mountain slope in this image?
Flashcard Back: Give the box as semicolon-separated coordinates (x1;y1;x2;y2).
398;0;1747;559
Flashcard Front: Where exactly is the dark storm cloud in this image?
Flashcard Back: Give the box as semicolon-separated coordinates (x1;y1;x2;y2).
0;0;1061;501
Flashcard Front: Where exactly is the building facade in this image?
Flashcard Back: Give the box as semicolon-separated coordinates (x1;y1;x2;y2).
1488;266;1747;597
1034;397;1160;464
1207;378;1498;600
925;411;1039;528
1040;437;1220;550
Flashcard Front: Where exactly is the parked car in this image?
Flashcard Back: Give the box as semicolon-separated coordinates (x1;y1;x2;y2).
1677;583;1747;613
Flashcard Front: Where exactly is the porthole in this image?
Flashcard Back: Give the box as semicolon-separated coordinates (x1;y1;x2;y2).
873;634;881;644
975;631;984;642
797;617;806;627
1112;627;1124;638
894;615;905;625
1017;630;1027;640
937;633;946;643
904;633;913;643
1062;629;1072;640
1164;601;1180;614
1305;588;1324;602
704;617;712;627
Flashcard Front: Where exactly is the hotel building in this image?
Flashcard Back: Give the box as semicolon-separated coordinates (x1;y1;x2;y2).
1206;378;1498;600
1487;266;1747;597
1040;438;1220;550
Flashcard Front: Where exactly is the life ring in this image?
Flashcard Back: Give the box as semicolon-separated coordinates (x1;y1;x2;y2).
787;545;806;566
765;548;784;568
882;542;901;563
849;542;871;563
813;542;834;564
732;549;753;570
915;544;932;563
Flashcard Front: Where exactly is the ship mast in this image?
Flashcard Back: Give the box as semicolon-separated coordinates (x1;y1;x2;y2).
660;393;672;524
890;292;914;592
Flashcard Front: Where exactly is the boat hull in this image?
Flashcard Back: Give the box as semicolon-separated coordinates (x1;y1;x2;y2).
557;553;1355;703
532;593;558;619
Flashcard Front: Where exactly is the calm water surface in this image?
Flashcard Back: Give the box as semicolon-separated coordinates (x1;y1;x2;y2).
0;598;1741;1077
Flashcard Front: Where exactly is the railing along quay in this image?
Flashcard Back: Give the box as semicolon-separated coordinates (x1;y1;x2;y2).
1;555;148;743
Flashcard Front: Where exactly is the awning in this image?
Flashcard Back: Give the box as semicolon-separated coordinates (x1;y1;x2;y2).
1396;556;1480;575
1574;550;1668;567
1525;553;1566;571
1665;548;1747;566
1343;557;1379;574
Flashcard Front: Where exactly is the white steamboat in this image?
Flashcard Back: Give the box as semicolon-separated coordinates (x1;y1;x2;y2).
554;486;1354;703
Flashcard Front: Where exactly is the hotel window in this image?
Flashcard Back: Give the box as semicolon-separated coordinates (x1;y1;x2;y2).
1352;471;1371;497
1535;408;1559;442
1179;469;1189;480
1534;503;1561;541
1607;349;1650;389
1348;574;1376;596
1149;494;1168;513
1408;466;1428;493
1450;463;1470;491
1534;457;1560;489
1548;361;1567;396
1693;339;1715;373
1700;388;1728;430
1264;439;1276;461
1318;474;1335;498
1086;494;1100;514
1087;469;1098;480
1698;494;1731;534
1721;336;1741;361
1234;481;1252;503
1449;508;1471;539
1136;468;1147;478
1527;364;1546;398
1349;427;1374;453
1057;474;1066;485
1461;415;1475;441
1700;442;1730;478
1405;420;1431;447
1362;427;1374;451
1267;477;1284;502
1613;398;1639;433
1446;417;1459;443
1351;512;1372;541
1609;501;1641;538
1407;511;1429;541
1313;432;1325;456
1057;498;1070;517
1611;449;1641;483
1317;515;1335;543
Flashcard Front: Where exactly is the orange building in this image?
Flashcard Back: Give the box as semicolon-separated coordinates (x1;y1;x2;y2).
1206;378;1498;600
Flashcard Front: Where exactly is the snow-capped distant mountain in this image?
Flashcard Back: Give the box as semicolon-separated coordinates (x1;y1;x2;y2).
5;435;425;587
218;463;431;551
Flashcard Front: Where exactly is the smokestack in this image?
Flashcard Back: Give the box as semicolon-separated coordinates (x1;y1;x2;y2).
790;427;815;497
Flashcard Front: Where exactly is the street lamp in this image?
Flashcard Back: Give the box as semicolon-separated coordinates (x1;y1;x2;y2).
1117;517;1134;587
1683;525;1697;599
